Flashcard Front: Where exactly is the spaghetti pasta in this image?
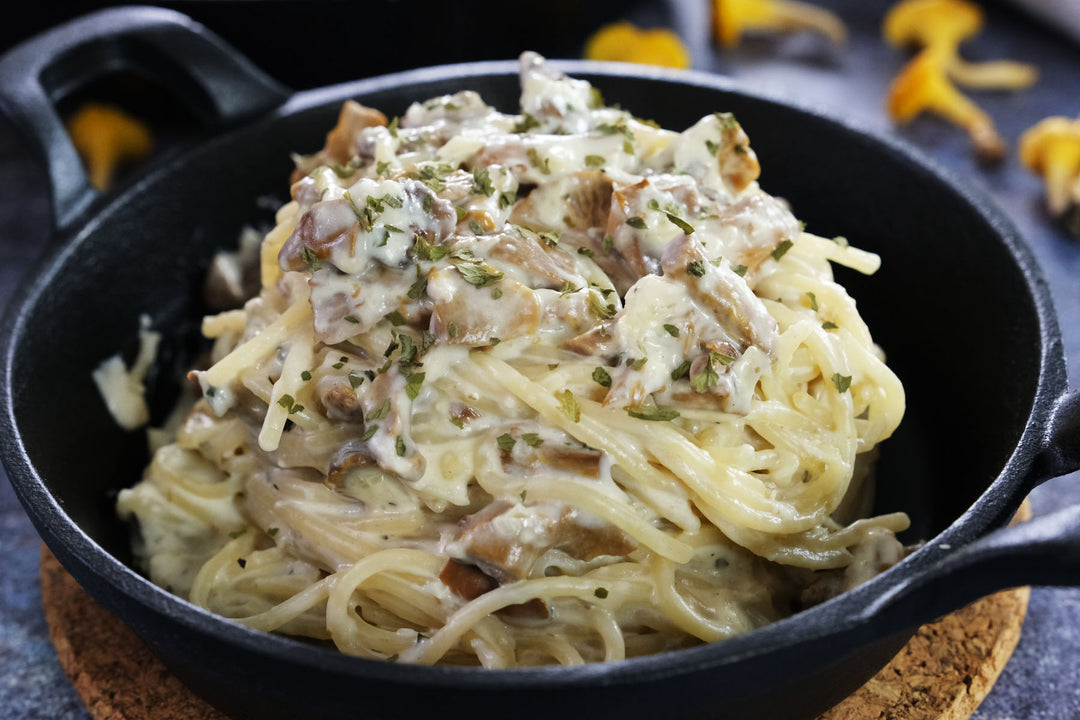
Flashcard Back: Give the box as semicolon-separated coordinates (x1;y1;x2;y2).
115;52;908;667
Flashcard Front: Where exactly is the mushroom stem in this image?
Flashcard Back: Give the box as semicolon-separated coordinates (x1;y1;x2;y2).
713;0;848;48
946;57;1039;90
1042;149;1080;217
761;0;849;46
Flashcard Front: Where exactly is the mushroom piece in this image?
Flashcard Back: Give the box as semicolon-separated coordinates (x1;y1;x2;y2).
65;102;153;191
711;0;848;49
584;21;692;69
887;49;1006;162
882;0;1038;90
1019;115;1080;236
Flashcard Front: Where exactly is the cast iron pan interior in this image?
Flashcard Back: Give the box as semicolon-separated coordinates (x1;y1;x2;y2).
2;62;1049;720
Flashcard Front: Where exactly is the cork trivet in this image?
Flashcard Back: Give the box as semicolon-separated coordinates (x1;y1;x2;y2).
41;501;1031;720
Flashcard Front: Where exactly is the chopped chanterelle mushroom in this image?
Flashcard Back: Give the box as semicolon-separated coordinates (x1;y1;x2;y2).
712;0;848;48
65;102;153;191
584;21;692;68
883;0;1037;162
1019;115;1080;236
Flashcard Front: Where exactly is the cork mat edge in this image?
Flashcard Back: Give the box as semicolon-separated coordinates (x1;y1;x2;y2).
40;500;1033;720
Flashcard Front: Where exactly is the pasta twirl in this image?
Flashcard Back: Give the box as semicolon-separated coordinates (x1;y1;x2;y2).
115;52;909;668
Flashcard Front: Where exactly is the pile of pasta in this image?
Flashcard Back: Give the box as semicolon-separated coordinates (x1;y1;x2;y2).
117;52;908;667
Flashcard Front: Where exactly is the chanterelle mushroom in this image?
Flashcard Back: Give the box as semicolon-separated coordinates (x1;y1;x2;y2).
1019;115;1080;236
886;48;1006;162
584;21;691;69
65;102;153;191
883;0;1038;90
711;0;848;48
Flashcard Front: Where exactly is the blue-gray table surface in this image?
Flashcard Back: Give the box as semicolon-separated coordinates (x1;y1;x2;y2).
1;1;1078;718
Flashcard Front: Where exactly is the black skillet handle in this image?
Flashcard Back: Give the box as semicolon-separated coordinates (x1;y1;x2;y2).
862;388;1080;634
0;5;290;233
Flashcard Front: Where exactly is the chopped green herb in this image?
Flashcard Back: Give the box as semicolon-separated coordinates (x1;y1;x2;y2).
577;246;595;258
405;372;425;400
300;370;312;382
555;389;581;422
497;433;516;452
388;117;399;137
628;357;648;370
527;147;551;174
689;359;718;394
627;405;680;421
469;220;484;236
831;373;853;393
771;239;794;261
705;138;720;155
471;167;494;196
715;112;739;130
395;435;406;457
601;235;614;254
385;310;407;326
671;359;692;381
348;373;364;389
626;216;647;229
367;399;392;422
663;324;680;338
585;154;606;168
822;321;839;330
408;269;428;300
449;415;465;429
512;114;540;134
299;246;322;271
521;433;543;447
447;321;458;338
376;160;391;175
413;235;450;262
457;262;503;288
489;337;500;346
491;287;503;299
359;423;379;442
587;292;617;320
687;260;706;277
594;587;609;599
731;264;749;277
666;212;695;235
498;190;516;209
806;292;819;311
344;315;360;324
592;366;613;388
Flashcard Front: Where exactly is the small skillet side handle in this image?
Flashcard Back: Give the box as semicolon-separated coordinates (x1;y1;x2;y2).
861;388;1080;636
1031;388;1080;484
0;6;290;233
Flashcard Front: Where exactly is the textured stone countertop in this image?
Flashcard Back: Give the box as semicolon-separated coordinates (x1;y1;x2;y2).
0;1;1078;718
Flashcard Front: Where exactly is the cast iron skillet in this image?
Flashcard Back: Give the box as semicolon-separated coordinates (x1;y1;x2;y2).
1;7;1078;720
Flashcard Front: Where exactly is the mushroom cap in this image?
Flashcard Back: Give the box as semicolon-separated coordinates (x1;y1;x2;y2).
713;0;771;48
1018;115;1080;174
585;21;692;69
887;50;948;121
883;0;983;49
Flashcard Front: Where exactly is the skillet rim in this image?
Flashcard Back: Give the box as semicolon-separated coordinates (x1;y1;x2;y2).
0;56;1068;688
